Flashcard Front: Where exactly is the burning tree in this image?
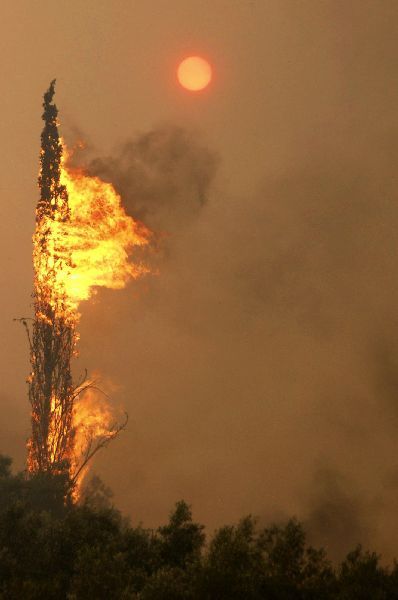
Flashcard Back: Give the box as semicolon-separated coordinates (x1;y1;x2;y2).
21;81;149;492
26;80;75;476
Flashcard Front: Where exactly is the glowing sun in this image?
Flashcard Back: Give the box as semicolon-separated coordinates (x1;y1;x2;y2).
177;56;212;91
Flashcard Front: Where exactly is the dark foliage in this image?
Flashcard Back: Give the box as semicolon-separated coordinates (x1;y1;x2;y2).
38;79;68;213
0;455;397;599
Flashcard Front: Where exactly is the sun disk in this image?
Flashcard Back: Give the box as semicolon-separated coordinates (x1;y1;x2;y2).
177;56;212;92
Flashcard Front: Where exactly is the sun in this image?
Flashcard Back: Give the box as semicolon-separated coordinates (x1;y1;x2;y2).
177;56;212;92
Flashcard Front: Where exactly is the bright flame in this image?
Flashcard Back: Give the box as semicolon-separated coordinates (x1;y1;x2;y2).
73;387;116;459
71;382;122;496
31;141;150;489
34;143;149;317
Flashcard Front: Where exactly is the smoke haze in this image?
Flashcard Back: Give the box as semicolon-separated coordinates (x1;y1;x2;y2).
72;123;398;560
1;0;398;561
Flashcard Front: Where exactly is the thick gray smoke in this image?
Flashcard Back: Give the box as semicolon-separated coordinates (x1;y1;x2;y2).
87;125;219;232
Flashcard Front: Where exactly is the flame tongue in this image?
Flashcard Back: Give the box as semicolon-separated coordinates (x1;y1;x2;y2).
60;156;149;307
35;144;149;315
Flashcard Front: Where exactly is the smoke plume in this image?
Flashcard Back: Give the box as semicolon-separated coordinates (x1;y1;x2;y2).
87;125;219;232
75;123;398;561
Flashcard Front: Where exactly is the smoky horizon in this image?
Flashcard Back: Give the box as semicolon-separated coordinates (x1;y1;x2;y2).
1;0;398;563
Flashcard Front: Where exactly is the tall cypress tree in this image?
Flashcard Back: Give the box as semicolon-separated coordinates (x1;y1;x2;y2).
23;82;127;492
27;81;75;477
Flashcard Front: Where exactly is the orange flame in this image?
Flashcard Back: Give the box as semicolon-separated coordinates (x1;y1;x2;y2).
34;143;149;317
71;382;122;497
31;140;150;490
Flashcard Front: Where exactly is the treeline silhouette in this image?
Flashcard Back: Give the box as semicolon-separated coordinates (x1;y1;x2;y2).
0;455;397;599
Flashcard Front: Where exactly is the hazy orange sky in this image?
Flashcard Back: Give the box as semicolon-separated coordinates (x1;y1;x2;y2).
1;1;398;559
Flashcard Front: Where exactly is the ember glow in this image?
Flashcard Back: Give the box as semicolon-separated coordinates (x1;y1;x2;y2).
27;82;150;492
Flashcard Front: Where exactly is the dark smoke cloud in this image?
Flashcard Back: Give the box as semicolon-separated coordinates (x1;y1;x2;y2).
87;125;219;232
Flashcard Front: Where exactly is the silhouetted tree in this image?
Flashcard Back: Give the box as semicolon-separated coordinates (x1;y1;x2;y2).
198;516;265;599
337;545;389;599
156;500;205;569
